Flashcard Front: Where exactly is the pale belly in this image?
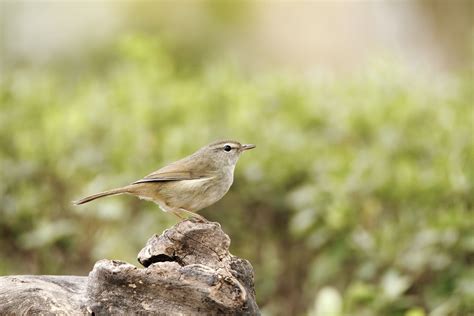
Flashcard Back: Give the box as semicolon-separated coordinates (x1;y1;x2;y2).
136;176;233;212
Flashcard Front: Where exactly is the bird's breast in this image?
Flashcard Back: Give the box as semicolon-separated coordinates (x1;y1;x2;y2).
145;165;236;212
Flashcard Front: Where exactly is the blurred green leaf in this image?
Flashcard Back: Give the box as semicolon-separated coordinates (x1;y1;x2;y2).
0;34;472;316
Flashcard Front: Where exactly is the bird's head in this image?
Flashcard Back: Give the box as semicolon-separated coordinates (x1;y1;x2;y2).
199;140;256;169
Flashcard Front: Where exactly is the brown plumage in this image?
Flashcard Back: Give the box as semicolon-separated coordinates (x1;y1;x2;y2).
74;140;255;221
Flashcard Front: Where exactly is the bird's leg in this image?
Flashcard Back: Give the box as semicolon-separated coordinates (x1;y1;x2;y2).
172;210;186;221
177;208;209;223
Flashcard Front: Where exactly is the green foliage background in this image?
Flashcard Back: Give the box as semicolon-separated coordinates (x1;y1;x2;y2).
1;34;473;315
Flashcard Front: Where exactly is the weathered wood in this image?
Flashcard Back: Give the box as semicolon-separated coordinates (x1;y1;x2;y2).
0;275;87;315
0;220;259;315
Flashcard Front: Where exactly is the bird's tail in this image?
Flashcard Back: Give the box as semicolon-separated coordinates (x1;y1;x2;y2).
73;187;130;205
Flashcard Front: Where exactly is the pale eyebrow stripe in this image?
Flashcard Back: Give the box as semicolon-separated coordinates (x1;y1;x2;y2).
210;140;241;148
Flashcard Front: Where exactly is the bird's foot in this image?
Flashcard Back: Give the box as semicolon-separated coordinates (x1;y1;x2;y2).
176;208;209;223
189;214;209;223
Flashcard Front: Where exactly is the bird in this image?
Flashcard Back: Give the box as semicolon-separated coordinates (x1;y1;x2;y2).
74;140;255;222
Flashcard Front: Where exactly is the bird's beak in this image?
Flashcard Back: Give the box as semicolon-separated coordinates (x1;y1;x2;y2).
242;144;256;151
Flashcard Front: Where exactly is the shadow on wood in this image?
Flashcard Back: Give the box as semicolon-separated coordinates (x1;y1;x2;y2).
0;220;260;315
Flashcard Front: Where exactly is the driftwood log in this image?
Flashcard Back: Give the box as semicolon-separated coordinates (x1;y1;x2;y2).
0;220;259;315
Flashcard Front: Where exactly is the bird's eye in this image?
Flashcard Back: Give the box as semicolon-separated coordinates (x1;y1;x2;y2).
224;145;232;152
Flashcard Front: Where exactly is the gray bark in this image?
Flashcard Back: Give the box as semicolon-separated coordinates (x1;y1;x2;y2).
0;220;259;315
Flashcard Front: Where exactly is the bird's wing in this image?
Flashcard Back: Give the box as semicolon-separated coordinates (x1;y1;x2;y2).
132;160;213;184
132;171;207;184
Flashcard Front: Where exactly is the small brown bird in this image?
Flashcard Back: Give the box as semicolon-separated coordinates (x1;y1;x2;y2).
74;140;255;221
